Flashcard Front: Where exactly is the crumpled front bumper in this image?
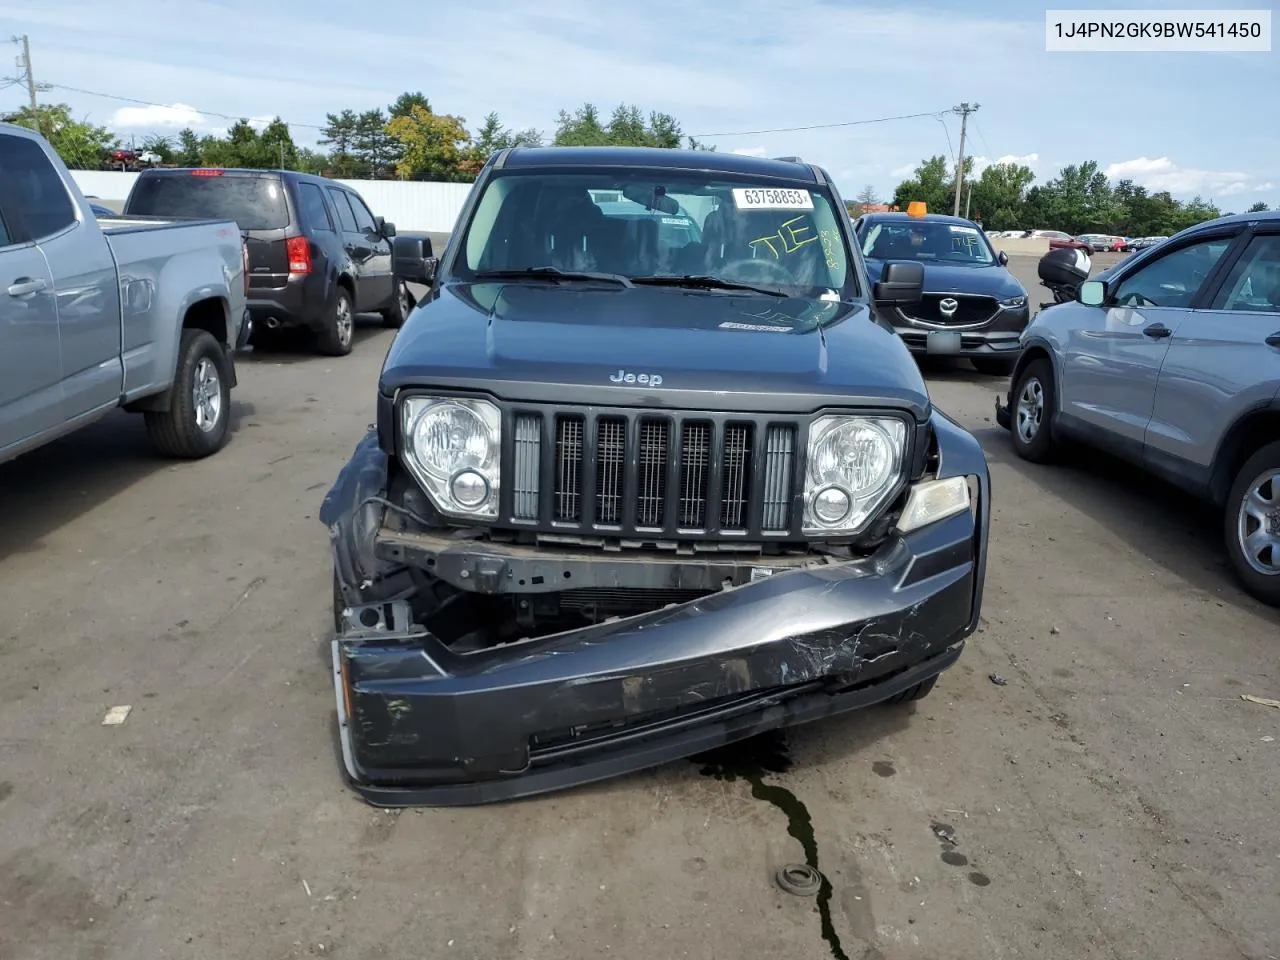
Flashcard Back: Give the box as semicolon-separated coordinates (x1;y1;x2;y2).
325;411;990;807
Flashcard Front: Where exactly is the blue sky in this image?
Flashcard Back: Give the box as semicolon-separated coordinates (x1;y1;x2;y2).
1;0;1276;206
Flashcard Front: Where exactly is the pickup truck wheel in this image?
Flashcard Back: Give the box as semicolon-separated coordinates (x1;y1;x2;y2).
1010;358;1058;463
882;676;937;704
144;329;231;458
1223;441;1280;606
381;280;411;329
971;356;1016;377
316;289;355;356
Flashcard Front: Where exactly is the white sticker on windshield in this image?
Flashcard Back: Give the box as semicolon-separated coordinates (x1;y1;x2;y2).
732;188;814;210
719;321;791;333
949;225;980;235
662;216;691;225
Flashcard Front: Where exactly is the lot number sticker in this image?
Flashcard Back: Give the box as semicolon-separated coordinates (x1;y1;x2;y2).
732;188;814;210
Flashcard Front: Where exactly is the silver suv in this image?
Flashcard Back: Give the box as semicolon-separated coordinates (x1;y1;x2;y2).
996;211;1280;605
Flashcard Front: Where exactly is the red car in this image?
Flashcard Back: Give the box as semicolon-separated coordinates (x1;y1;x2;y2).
1048;235;1096;255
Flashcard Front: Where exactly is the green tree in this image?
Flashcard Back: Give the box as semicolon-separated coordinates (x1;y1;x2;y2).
554;103;610;146
4;103;116;168
141;134;175;164
353;109;395;178
174;128;203;165
319;109;360;176
970;162;1035;230
891;155;953;213
386;104;472;181
1247;201;1270;213
388;91;432;119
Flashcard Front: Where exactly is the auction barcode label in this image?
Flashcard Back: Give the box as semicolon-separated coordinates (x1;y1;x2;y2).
1045;9;1271;51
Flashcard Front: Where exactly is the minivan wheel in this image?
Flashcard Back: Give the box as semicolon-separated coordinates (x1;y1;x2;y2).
1223;441;1280;606
1010;358;1058;463
316;288;355;356
381;280;412;329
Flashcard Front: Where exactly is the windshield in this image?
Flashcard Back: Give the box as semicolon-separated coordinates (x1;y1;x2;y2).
124;174;290;231
859;220;995;266
455;170;855;296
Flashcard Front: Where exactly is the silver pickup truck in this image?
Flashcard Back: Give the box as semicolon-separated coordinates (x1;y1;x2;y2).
0;122;248;465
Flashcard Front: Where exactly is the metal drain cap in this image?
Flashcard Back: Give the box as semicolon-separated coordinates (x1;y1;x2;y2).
775;862;823;896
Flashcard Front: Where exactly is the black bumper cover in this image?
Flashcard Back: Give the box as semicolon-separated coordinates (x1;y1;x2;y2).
323;410;991;807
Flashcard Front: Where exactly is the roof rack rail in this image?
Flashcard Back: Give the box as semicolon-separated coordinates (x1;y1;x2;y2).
772;155;803;163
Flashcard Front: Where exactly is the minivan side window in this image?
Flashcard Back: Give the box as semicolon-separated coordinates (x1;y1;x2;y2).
297;182;334;232
0;134;76;240
326;187;358;232
345;192;378;234
1111;236;1234;309
1210;234;1280;314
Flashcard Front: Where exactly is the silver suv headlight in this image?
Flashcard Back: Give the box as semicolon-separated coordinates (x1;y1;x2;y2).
802;415;907;536
400;396;502;520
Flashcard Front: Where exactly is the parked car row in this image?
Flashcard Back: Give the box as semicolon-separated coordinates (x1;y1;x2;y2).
997;210;1280;605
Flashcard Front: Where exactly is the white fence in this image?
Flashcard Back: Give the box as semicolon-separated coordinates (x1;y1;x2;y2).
67;171;472;234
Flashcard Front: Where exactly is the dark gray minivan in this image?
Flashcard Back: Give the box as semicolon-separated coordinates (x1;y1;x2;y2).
124;168;411;356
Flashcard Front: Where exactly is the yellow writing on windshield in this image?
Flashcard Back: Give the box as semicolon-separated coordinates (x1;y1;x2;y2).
819;229;841;269
749;216;818;259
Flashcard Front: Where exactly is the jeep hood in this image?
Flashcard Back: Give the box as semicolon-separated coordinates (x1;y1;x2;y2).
380;281;930;417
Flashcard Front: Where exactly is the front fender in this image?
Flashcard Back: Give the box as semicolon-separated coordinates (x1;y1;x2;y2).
929;408;990;635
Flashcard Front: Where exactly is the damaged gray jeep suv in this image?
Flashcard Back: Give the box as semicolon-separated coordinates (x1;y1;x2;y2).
323;146;991;806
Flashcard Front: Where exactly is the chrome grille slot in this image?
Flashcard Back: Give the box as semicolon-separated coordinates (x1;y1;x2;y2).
762;424;796;532
637;419;669;527
554;415;584;521
719;424;752;530
501;407;811;541
595;417;626;525
512;413;541;520
679;422;712;529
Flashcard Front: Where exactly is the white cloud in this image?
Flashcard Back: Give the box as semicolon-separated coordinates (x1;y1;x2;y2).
970;153;1039;175
1256;182;1275;192
111;102;207;129
890;163;917;178
731;146;768;157
1103;156;1258;197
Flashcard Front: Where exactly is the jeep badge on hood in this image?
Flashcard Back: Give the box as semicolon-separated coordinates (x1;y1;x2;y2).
610;369;663;386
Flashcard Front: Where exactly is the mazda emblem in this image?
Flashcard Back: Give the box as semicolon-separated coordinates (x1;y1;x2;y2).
939;298;959;318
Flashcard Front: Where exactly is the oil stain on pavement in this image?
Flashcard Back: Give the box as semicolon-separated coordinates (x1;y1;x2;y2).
694;732;852;960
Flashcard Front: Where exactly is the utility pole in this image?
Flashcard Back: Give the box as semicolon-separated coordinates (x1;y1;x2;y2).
951;102;979;218
7;35;49;135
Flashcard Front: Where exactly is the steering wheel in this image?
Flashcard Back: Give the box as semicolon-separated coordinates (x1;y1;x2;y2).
720;257;795;285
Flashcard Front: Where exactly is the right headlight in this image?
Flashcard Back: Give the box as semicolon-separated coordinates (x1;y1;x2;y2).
802;415;907;536
399;396;502;520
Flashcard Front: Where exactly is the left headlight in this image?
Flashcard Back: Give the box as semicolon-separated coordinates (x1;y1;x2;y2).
999;295;1027;308
802;415;907;536
400;396;502;520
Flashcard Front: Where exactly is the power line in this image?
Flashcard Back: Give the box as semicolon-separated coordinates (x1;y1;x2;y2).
935;115;957;167
689;110;949;139
972;117;993;158
42;81;327;130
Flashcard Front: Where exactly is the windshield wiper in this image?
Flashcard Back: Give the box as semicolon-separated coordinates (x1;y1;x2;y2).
472;267;633;288
629;275;788;297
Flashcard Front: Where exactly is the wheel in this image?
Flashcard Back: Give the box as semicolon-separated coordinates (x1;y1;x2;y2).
1223;441;1280;606
1009;358;1058;463
881;676;937;705
381;279;412;329
144;329;231;458
315;288;355;356
971;356;1016;377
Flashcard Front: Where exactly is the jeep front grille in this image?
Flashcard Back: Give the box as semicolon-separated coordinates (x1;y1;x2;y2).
504;406;802;540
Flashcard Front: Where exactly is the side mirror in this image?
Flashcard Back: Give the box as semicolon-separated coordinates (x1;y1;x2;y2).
393;234;438;285
872;261;924;306
1079;279;1106;306
997;250;1009;266
381;220;397;238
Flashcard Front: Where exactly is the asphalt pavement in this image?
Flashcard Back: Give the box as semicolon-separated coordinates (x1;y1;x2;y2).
1;253;1278;960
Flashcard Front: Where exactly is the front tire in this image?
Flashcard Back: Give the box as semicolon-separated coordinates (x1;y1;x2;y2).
1223;441;1280;606
1009;358;1058;463
971;356;1016;378
316;288;355;356
144;329;232;458
381;279;412;329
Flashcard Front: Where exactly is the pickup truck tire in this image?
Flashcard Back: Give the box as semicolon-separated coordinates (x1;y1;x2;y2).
381;280;411;329
1223;441;1280;606
971;356;1016;378
1009;358;1058;463
316;289;355;356
144;329;231;458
